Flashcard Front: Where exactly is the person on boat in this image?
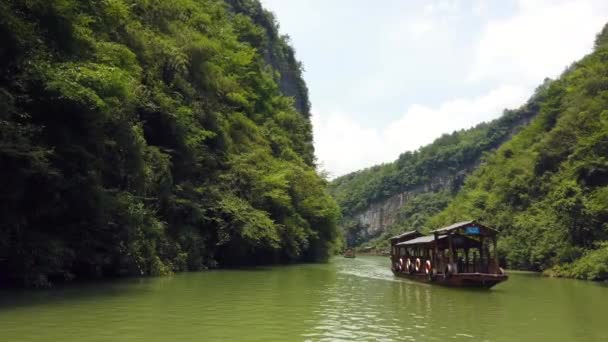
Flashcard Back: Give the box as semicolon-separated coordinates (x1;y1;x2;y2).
457;257;464;273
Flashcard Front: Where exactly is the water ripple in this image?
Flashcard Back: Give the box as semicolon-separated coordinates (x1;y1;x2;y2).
0;257;607;341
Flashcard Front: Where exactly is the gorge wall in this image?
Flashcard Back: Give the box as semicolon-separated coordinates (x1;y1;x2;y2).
353;168;472;237
0;0;339;287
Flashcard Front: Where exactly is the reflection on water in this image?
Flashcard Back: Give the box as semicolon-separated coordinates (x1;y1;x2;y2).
1;256;607;341
305;258;450;341
305;258;432;341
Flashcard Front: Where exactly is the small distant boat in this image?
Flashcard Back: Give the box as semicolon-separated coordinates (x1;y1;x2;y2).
343;248;356;258
389;221;508;289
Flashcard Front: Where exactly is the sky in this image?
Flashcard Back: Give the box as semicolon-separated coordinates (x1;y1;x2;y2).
259;0;608;178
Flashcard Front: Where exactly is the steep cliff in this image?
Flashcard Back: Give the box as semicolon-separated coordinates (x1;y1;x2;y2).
0;0;338;287
227;0;311;116
351;169;470;238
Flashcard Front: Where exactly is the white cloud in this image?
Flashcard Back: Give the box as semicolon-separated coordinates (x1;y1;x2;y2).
436;0;461;12
312;111;386;178
469;0;608;85
409;19;435;39
424;0;461;14
259;0;608;178
471;0;489;16
314;85;529;178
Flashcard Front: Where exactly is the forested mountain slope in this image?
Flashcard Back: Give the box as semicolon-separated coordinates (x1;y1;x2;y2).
329;88;545;246
429;25;608;280
0;0;339;287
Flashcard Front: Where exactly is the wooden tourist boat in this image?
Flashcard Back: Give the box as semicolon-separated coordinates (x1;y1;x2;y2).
389;221;508;289
343;248;356;258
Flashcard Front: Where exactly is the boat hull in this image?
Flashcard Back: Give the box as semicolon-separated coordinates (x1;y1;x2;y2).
392;270;508;289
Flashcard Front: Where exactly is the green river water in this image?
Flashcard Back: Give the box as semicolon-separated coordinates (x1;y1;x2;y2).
1;256;607;341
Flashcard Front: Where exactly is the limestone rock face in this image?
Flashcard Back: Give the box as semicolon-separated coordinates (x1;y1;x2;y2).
352;169;471;237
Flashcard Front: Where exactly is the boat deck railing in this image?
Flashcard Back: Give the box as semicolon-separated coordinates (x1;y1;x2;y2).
393;255;502;275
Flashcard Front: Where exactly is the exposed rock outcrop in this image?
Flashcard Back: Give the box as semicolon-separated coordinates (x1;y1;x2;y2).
353;168;472;236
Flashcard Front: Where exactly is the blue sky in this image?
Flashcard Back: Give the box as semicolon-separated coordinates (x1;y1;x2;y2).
260;0;608;178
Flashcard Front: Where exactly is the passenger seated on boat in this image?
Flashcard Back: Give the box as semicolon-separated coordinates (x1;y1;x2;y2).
457;257;464;273
441;253;449;273
472;252;477;273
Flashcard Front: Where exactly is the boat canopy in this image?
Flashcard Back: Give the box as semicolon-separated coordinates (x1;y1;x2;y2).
389;230;420;241
395;235;436;245
431;220;498;237
395;233;482;250
389;230;423;245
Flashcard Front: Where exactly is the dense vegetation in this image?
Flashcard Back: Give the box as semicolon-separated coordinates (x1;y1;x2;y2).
331;24;608;281
0;0;340;287
330;92;542;246
330;102;541;217
429;26;608;280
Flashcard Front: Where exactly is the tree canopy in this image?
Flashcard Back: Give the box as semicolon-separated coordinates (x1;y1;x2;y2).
333;24;608;281
0;0;340;287
429;25;608;280
329;88;544;247
330;101;541;218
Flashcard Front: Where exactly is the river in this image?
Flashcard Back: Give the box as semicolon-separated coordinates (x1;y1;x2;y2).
1;256;607;341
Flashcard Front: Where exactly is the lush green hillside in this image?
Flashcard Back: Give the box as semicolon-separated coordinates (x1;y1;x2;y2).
329;89;543;246
429;25;608;280
0;0;340;287
331;25;608;281
330;98;546;216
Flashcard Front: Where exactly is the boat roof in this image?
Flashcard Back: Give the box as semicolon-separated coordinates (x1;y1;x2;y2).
395;234;482;248
389;230;419;240
395;235;440;246
430;220;498;235
430;220;474;233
